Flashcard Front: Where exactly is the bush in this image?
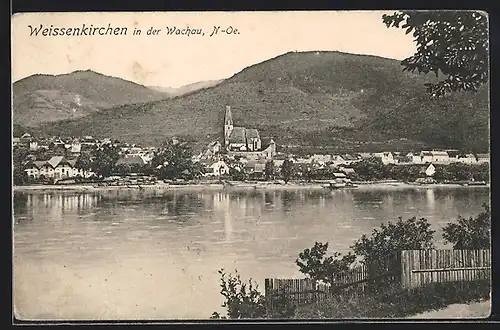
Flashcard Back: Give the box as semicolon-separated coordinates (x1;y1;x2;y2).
211;269;295;319
351;217;435;273
296;242;356;285
442;204;491;249
211;268;267;319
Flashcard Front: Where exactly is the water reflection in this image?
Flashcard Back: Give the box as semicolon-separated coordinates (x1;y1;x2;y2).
12;186;490;320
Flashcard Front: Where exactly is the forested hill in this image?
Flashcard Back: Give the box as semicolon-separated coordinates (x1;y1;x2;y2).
27;51;489;152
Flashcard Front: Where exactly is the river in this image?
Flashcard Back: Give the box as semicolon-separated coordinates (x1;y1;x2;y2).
12;186;490;320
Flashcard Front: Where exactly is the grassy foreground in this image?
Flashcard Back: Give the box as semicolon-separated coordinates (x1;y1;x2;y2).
293;280;491;319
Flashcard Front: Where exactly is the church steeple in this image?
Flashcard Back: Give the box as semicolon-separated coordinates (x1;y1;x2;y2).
223;105;233;149
224;105;233;126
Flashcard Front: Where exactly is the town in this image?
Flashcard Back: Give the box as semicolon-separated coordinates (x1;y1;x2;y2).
13;106;490;186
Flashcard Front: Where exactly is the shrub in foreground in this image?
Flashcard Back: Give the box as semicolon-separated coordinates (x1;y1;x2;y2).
210;269;295;320
442;203;491;250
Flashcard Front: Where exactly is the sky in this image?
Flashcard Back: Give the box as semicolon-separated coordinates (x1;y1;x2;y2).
12;11;417;88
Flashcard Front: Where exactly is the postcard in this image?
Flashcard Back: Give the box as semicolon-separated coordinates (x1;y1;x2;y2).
12;10;491;322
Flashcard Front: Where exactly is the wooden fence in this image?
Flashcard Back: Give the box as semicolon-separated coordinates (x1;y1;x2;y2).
265;249;491;309
265;261;401;308
401;249;492;289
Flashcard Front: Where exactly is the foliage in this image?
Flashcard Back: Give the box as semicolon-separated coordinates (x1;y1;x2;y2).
13;147;31;185
351;158;386;181
280;159;295;183
296;242;356;285
113;163;146;176
212;269;267;319
264;160;276;181
295;279;490;319
434;162;489;182
90;144;121;179
351;216;435;273
442;203;491;249
149;139;201;180
212;269;295;320
383;11;489;97
297;163;313;182
229;166;247;181
75;151;93;176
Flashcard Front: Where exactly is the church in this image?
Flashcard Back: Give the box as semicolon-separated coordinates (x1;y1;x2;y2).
223;105;262;152
222;105;277;158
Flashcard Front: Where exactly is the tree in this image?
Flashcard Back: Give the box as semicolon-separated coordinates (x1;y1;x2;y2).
150;139;200;180
90;144;121;179
351;216;435;274
298;163;313;182
280;159;295;183
264;160;275;181
13;147;31;185
442;203;490;249
75;152;92;177
351;158;386;181
229;166;247;181
296;242;356;286
383;11;489;97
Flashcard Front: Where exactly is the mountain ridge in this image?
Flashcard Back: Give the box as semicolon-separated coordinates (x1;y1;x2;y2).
16;51;490;152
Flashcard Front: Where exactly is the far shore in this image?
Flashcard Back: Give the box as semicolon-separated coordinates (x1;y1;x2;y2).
12;181;490;193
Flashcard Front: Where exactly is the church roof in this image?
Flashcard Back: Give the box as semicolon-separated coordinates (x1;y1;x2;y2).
246;129;260;139
230;127;246;143
261;137;275;149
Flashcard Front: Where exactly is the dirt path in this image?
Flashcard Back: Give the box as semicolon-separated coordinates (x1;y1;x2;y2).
407;299;491;319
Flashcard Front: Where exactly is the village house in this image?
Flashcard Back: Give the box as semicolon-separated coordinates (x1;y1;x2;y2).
373;152;395;165
331;155;346;166
24;156;85;180
28;140;38;151
20;133;32;143
245;159;267;175
339;166;356;176
70;139;82;154
12;137;21;147
456;153;477;164
341;154;361;165
476;153;490;164
425;163;436;177
414;151;450;164
357;152;373;160
204;160;230;177
310;154;332;166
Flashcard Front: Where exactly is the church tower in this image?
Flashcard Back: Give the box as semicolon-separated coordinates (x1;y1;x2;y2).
223;105;233;149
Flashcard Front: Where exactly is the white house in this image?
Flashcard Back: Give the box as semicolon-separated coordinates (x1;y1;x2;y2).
70;139;82;153
206;160;230;177
23;156;93;180
29;141;39;151
430;151;450;163
476;154;490;164
311;154;332;165
425;164;436;177
374;152;395;165
331;155;346;166
457;154;477;164
416;151;450;164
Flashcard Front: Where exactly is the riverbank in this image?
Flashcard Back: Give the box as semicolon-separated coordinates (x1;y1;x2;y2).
12;181;489;193
406;299;490;319
294;280;491;319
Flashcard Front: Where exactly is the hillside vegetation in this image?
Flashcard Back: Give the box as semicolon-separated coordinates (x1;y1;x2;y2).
13;70;169;126
20;51;489;152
